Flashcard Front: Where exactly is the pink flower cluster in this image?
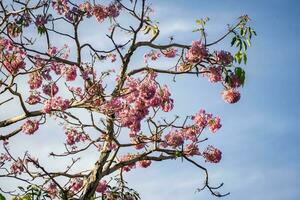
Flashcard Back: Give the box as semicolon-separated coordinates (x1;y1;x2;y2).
137;160;152;168
0;38;26;74
47;46;58;56
215;50;233;66
69;178;83;194
43;82;59;96
162;109;221;157
186;40;208;63
0;153;11;162
120;154;136;172
52;0;69;15
96;180;108;193
184;143;200;157
205;66;222;83
192;109;222;133
28;72;43;89
10;159;24;174
119;154;152;172
162;48;177;58
46;182;58;199
202;145;222;163
22;120;39;135
79;2;93;17
26;94;41;105
93;2;121;22
109;73;174;133
164;130;184;148
144;50;161;63
61;65;77;81
65;129;87;146
221;88;241;104
43;97;70;113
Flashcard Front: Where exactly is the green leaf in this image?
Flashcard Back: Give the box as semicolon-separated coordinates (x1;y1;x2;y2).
0;194;6;200
243;53;247;65
231;36;237;46
246;38;251;47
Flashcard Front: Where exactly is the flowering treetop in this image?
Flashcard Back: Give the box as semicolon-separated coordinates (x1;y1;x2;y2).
0;0;256;199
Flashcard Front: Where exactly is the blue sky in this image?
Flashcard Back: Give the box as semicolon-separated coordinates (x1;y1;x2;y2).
1;0;300;199
122;0;300;200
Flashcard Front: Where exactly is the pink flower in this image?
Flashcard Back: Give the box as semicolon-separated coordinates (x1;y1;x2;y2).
47;46;58;56
96;180;108;193
43;97;70;113
137;160;151;168
205;66;222;83
165;130;184;148
46;182;58;199
222;88;241;104
22;120;39;135
202;145;222;163
184;143;200;157
208;116;222;133
162;48;177;58
120;154;136;172
65;129;86;146
28;72;43;89
144;50;161;63
61;65;77;81
43;83;59;96
106;3;121;18
79;2;93;17
215;50;233;66
186;40;208;63
69;178;83;194
52;0;69;15
10;159;24;174
93;5;108;22
192;109;208;127
26;94;41;105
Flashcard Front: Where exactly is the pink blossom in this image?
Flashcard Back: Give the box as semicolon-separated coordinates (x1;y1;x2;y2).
93;5;108;22
43;83;59;96
165;130;184;148
96;180;108;193
144;50;161;63
137;160;151;168
69;178;83;194
203;145;222;163
106;3;121;18
192;109;208;128
79;2;93;17
47;47;58;56
215;50;233;66
186;40;208;63
26;94;41;105
22;120;39;135
162;48;177;58
46;182;58;199
205;66;222;83
28;72;43;89
184;143;200;157
222;88;241;104
61;65;77;81
120;154;136;172
35;15;47;27
43;97;70;113
52;0;69;15
208;116;222;133
10;159;24;174
230;74;242;88
65;129;87;146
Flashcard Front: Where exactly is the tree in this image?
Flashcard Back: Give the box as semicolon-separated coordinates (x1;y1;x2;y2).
0;0;256;199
